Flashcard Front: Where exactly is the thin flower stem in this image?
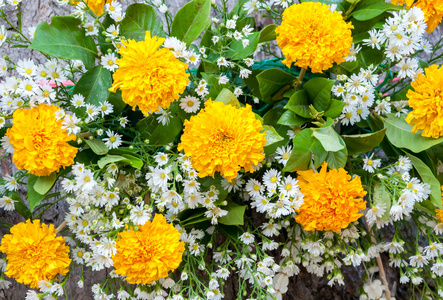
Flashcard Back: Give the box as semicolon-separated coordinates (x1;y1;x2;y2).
365;219;392;299
56;221;68;235
296;67;306;89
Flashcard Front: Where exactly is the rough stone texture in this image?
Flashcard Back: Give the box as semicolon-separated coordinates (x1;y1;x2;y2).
0;1;442;299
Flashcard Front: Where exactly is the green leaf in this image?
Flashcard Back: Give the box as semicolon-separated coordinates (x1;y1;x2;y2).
351;2;401;21
73;66;112;116
85;138;109;155
284;90;311;119
357;47;385;68
226;32;260;60
214;88;241;108
415;200;437;216
199;174;229;202
120;3;165;41
34;172;57;195
201;73;224;100
303;78;335;112
384;114;443;153
372;182;391;222
98;154;129;169
121;154;143;169
325;147;348;169
29;16;97;69
219;201;247;226
171;0;211;45
342;128;387;156
11;192;31;220
136;104;183;146
312;122;346;152
393;84;411;102
256;69;296;103
107;90;127;115
259;24;277;43
277;110;309;126
283;129;317;172
406;153;442;208
263;125;284;155
27;174;46;212
324;100;345;119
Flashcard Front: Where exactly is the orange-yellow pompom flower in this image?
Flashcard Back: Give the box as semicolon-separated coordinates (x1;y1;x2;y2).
0;219;71;288
406;65;443;138
295;163;367;233
275;2;354;73
109;31;189;115
6;103;78;176
178;100;267;182
71;0;112;16
112;214;185;284
391;0;443;32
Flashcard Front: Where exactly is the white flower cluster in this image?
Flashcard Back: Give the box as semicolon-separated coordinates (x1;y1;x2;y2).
363;8;429;67
365;156;431;228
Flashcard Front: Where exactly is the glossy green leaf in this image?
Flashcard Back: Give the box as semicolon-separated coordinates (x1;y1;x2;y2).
29;17;97;69
121;154;143;169
85;138;109;155
256;68;296;103
325;147;348;169
137;104;183;146
284;90;310;119
34;172;57;195
312;120;346;152
201;73;224;100
283;129;317;172
303;78;335;112
384;114;443;153
226;32;260;60
73;66;112;116
324;100;345;118
27;174;46;212
342;128;387;155
263;125;284;155
170;0;211;45
351;2;402;21
406;153;442;208
372;182;391;222
120;3;165;41
259;24;277;43
277;110;309;126
219;201;247;226
11;192;31;220
214;88;241;108
107;90;127;115
98;155;129;169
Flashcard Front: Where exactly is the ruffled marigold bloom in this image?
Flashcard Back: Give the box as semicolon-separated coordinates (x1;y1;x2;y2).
437;185;443;223
6;103;78;176
295;163;367;232
0;219;71;288
406;65;443;138
109;31;189;115
113;214;184;284
178;100;267;181
391;0;443;32
71;0;112;16
275;2;354;73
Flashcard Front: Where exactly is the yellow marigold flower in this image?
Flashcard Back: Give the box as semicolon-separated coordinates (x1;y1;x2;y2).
109;31;189;115
406;65;443;138
178;100;266;182
391;0;443;32
113;214;184;284
71;0;112;16
295;163;367;232
0;219;71;288
6;103;78;176
275;2;354;73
